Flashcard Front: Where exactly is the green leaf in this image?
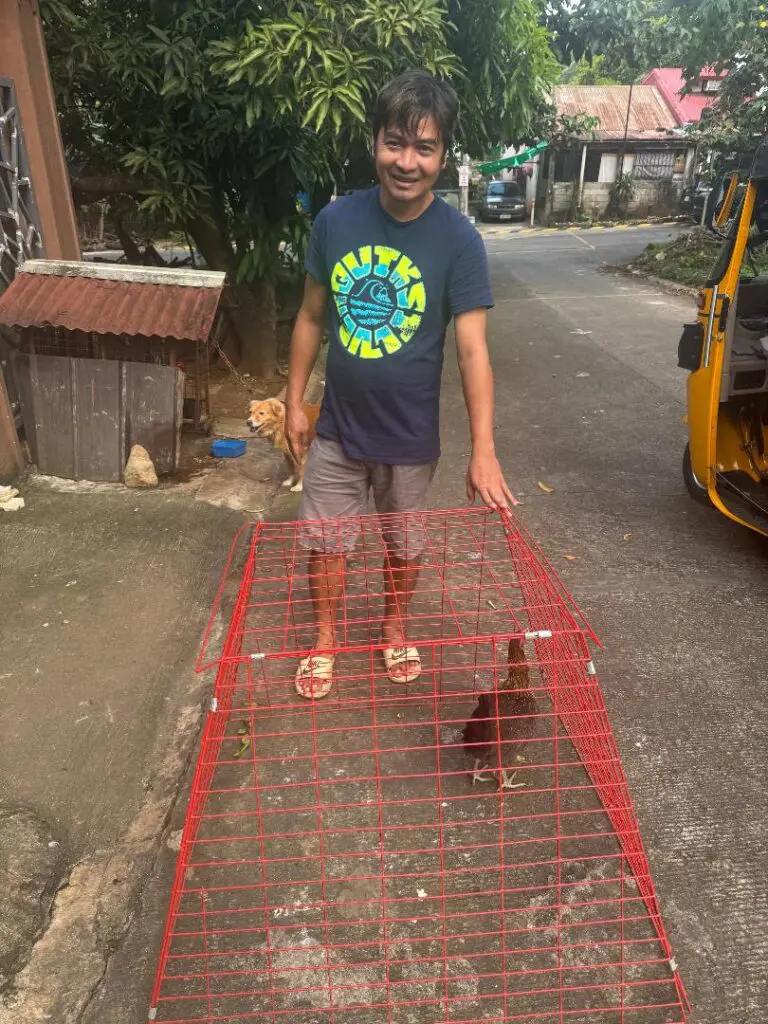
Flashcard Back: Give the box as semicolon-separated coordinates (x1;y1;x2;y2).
147;24;171;45
301;92;326;129
314;97;331;133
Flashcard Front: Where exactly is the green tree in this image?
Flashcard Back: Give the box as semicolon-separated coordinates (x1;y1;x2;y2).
42;0;558;375
559;54;619;85
544;0;685;82
676;2;768;163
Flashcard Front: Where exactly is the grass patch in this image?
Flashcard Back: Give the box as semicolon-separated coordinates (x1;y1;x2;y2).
632;229;721;287
632;227;768;287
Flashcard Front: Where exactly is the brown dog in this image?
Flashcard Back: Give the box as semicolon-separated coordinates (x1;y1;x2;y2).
246;398;320;492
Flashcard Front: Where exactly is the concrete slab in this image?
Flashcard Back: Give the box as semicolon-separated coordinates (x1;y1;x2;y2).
212;416;256;439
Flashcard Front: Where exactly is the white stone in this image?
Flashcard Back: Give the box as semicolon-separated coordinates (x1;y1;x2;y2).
124;445;158;488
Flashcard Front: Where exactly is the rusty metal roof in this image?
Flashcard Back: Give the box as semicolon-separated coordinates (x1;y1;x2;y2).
554;85;681;141
0;261;226;341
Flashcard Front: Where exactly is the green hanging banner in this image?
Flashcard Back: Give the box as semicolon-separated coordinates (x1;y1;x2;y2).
477;141;549;176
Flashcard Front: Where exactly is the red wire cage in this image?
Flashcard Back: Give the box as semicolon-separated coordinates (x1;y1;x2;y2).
149;507;689;1024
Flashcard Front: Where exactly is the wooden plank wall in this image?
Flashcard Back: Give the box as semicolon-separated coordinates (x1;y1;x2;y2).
76;359;122;480
12;352;183;481
123;361;184;474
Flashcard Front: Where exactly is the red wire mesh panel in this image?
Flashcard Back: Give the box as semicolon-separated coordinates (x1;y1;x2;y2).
149;508;689;1024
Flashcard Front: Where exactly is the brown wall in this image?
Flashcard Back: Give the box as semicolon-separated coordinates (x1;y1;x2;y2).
0;0;80;260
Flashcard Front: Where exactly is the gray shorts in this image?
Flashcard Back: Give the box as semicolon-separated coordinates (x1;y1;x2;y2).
298;437;437;558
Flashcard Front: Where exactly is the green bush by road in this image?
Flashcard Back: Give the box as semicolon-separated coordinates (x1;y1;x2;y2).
633;229;768;288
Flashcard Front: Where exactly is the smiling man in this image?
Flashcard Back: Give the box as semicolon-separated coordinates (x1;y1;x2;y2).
285;69;515;699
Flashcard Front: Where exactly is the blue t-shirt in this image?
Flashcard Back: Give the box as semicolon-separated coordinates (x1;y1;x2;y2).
305;187;493;464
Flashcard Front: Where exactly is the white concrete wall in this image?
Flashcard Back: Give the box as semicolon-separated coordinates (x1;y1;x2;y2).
549;178;682;219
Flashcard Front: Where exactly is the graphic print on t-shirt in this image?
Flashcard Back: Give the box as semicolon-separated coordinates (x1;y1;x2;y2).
331;244;426;360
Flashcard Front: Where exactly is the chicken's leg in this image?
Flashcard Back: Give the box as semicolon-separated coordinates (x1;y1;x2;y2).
499;768;525;791
471;758;495;785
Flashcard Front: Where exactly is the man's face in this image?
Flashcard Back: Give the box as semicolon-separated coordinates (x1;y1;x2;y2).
374;115;445;206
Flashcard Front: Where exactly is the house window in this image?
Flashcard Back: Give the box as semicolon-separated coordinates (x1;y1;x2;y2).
553;150;581;182
598;152;619;183
633;150;676;180
584;151;602;182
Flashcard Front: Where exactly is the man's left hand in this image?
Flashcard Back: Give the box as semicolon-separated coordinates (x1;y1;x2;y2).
466;451;518;510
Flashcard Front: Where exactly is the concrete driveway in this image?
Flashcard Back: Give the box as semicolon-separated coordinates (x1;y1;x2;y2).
438;225;765;1021
17;225;765;1023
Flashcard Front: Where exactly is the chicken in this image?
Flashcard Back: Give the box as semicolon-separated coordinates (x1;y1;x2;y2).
462;638;538;790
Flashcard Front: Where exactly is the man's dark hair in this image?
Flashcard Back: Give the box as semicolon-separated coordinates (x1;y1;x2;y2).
373;70;459;154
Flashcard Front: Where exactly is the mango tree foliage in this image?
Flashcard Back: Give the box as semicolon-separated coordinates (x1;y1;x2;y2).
41;0;559;373
544;0;685;81
212;0;559;155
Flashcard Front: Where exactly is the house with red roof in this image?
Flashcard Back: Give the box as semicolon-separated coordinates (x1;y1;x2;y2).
526;83;696;222
641;67;727;126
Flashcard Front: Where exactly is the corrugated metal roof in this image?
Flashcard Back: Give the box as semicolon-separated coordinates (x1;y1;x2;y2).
0;265;224;341
554;85;680;141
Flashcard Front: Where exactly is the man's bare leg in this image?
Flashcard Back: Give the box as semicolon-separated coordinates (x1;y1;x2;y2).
309;551;345;649
381;549;421;680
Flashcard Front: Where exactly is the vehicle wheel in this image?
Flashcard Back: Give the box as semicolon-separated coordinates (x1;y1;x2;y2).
682;444;711;506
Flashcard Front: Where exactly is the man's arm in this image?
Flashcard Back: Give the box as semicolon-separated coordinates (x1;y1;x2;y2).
285;274;328;461
454;308;517;510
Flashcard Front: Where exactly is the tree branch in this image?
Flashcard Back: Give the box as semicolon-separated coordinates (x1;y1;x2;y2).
71;175;150;198
112;209;143;263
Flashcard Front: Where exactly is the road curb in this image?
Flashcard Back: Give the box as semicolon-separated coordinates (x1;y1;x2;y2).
602;263;700;299
480;218;682;238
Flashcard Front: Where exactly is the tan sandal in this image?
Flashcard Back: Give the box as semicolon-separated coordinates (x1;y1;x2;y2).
382;644;422;684
295;654;335;699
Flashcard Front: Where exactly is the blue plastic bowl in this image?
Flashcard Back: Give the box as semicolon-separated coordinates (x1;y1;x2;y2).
211;438;247;459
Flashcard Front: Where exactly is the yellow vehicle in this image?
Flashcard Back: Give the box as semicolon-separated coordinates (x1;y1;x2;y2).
678;140;768;536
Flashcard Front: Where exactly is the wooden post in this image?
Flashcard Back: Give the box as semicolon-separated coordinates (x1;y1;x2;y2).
545;151;555;226
578;143;588;214
0;366;24;480
617;83;634;182
0;0;80;260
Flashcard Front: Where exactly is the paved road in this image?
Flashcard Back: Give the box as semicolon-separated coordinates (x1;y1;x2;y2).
83;226;765;1023
432;225;764;1022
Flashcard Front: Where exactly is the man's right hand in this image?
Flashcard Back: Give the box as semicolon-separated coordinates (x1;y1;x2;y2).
285;403;309;463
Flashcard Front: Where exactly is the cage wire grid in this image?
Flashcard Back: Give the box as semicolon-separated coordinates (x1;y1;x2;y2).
149;508;689;1024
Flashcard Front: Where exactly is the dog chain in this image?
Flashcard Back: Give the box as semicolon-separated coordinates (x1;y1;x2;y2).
211;312;288;396
211;313;258;397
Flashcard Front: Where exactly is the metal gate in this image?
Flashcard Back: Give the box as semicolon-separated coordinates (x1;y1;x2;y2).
0;76;45;477
0;76;44;290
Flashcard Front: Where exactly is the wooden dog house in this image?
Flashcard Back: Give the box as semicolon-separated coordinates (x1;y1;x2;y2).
0;260;225;480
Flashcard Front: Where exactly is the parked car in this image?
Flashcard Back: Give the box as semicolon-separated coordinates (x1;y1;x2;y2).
478;180;526;223
678;183;711;222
